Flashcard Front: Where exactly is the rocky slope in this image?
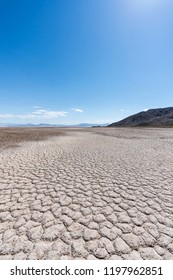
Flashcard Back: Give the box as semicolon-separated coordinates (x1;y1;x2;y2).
108;107;173;127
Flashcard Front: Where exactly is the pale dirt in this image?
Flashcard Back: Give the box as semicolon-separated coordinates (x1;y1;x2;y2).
0;127;173;260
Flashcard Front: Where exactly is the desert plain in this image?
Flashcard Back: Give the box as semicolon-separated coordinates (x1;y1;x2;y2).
0;127;173;260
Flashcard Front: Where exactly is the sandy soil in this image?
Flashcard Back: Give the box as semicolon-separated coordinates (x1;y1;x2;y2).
0;127;173;260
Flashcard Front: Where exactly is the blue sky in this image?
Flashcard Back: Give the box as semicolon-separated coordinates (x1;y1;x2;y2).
0;0;173;124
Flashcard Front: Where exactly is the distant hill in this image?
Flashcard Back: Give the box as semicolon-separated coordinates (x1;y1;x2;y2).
0;122;109;128
108;107;173;127
77;123;109;127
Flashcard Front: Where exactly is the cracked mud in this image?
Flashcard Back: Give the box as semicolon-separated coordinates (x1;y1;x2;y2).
0;127;173;260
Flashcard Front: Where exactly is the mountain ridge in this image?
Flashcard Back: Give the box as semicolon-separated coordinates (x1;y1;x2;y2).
108;107;173;127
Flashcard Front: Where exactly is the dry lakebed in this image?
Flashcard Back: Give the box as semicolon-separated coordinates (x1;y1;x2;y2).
0;127;173;260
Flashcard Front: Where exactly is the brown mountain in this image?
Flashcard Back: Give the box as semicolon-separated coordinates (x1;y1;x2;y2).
108;107;173;127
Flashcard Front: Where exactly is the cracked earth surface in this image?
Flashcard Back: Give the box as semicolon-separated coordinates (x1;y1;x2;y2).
0;128;173;260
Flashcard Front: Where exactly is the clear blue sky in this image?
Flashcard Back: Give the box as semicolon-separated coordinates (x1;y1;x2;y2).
0;0;173;124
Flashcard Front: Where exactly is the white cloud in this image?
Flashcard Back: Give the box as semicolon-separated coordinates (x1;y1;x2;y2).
143;108;149;112
0;114;14;118
32;109;67;118
0;109;67;120
33;106;41;109
0;114;33;119
72;108;84;113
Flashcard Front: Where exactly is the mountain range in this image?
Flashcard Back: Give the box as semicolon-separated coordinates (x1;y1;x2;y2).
0;123;109;128
1;107;173;128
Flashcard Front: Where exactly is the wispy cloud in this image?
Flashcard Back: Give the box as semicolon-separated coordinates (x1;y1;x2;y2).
72;108;84;113
32;109;67;118
0;109;67;119
0;114;33;119
33;106;41;109
143;108;149;112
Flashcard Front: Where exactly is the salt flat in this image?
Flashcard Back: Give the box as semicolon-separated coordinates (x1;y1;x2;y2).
0;127;173;260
